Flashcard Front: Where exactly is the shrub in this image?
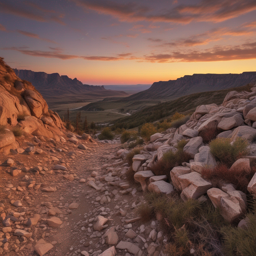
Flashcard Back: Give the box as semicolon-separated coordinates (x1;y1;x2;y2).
98;127;114;140
136;203;154;223
151;148;192;179
222;211;256;256
172;112;185;121
140;123;157;141
157;119;172;132
177;139;188;150
171;116;190;128
201;163;254;192
126;148;141;166
12;127;23;137
128;138;144;149
210;137;249;167
199;128;218;143
120;130;137;144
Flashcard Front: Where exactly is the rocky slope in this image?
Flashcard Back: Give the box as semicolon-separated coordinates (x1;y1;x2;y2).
14;69;128;102
125;72;256;101
0;58;66;154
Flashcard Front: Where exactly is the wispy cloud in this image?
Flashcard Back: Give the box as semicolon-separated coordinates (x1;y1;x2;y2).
17;30;56;43
72;0;256;24
4;47;138;61
0;1;65;24
0;24;6;31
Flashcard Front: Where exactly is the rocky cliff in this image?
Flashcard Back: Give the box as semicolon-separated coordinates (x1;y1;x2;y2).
125;72;256;101
0;58;65;154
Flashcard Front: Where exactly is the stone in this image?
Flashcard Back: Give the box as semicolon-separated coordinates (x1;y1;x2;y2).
47;217;62;228
2;227;12;233
134;171;154;191
248;173;256;196
34;239;53;256
6;158;14;166
217;130;232;139
183;136;203;157
0;130;16;149
182;129;198;138
230;158;251;173
78;144;88;150
26;214;41;226
150;133;163;142
194;146;217;168
170;166;191;191
93;216;108;231
246;107;256;121
42;186;57;192
149;229;157;241
195;105;209;115
99;246;116;256
81;251;89;256
149;175;167;183
148;181;174;194
132;155;146;172
69;202;79;209
190;162;204;174
68;137;78;144
104;227;119;245
53;165;67;171
217;114;244;130
11;169;21;176
231;126;256;142
157;145;176;160
125;229;137;239
116;241;141;254
14;229;32;238
178;172;212;200
11;200;22;207
87;180;101;190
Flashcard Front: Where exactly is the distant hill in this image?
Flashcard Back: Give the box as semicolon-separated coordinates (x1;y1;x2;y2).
105;84;151;94
13;69;128;103
124;72;256;101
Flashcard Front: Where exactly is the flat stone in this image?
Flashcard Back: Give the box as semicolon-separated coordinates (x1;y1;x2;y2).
14;229;32;238
69;202;79;209
116;241;141;254
99;246;116;256
148;181;174;194
78;144;88;150
42;186;57;192
134;171;154;191
125;229;137;239
183;136;203;157
34;239;53;256
170;166;191;191
53;165;67;171
47;217;62;228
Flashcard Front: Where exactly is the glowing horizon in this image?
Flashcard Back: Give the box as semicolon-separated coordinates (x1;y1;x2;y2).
1;0;256;85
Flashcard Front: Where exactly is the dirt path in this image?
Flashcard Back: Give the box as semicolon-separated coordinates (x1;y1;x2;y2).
0;135;158;256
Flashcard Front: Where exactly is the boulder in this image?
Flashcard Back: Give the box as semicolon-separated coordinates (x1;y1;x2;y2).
170;166;191;191
148;181;174;194
134;171;154;191
190;162;204;174
246;107;256;121
182;128;198;138
195;105;209;115
217;130;232;138
157;145;177;160
178;172;212;200
207;188;246;222
230;126;256;142
230;158;251;173
183;136;203;157
0;130;15;149
150;133;163;142
99;247;116;256
248;173;256;196
194;146;217;168
34;239;53;256
132;154;146;172
217;114;244;130
149;175;167;183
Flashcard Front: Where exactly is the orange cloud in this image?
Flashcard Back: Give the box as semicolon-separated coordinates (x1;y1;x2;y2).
0;24;6;31
17;30;56;43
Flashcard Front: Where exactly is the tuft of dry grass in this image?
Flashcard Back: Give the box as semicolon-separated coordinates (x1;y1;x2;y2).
126;148;141;166
210;137;249;167
125;167;135;184
201;163;255;193
140;123;157;141
120;130;137;143
12;127;23;137
136;203;154;223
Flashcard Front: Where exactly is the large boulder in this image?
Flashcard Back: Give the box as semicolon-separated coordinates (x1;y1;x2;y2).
230;126;256;142
0;129;15;149
182;128;198;138
246;107;256;122
170;166;191;191
178;172;212;200
183;136;203;157
230;158;250;173
23;89;48;118
150;133;163;142
194;146;217;168
157;145;176;161
217;114;244;130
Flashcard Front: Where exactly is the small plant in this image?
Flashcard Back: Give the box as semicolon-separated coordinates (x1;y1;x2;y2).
140;123;157;141
98;127;114;140
136;203;154;223
12;127;23;137
172;112;185;121
177;139;188;150
120;130;137;144
199;127;219;143
210;137;249;167
126;148;141;166
201;163;254;192
128;138;144;149
157;119;172;131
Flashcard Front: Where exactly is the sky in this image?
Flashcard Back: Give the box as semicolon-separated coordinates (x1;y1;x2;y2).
1;0;256;85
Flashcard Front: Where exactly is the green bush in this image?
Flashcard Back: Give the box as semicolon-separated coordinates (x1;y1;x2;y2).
140;123;157;141
210;137;249;167
170;116;190;128
120;130;137;144
126;148;141;166
98;127;114;140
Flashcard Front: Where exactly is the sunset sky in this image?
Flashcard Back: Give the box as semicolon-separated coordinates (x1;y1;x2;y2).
1;0;256;85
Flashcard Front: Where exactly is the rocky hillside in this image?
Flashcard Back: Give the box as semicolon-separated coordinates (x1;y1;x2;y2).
0;58;66;154
125;72;256;101
14;69;128;102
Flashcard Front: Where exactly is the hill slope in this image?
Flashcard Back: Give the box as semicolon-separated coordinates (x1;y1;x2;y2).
125;72;256;101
